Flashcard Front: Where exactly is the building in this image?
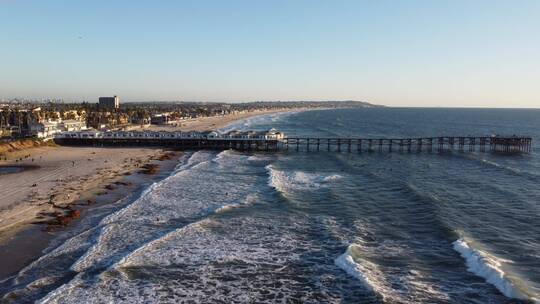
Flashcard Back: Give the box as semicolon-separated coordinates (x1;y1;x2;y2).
29;121;60;138
224;128;285;140
59;120;87;132
99;96;120;109
131;116;151;126
26;118;86;138
262;128;285;140
151;114;171;125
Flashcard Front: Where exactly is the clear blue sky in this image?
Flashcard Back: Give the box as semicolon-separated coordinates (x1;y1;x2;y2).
1;0;539;107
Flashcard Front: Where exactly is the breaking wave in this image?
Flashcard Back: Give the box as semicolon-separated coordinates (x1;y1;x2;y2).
335;244;386;297
215;193;258;213
335;244;450;303
266;164;343;193
218;110;300;133
453;237;535;301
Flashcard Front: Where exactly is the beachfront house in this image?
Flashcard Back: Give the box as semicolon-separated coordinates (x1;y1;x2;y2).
29;121;60;138
225;130;243;139
223;129;285;140
206;131;220;139
151;114;171;125
245;131;258;139
59;120;87;132
263;128;285;140
77;131;100;138
53;128;285;142
179;131;202;139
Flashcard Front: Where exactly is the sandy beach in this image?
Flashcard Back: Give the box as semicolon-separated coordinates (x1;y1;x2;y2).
0;146;165;236
131;108;294;132
0;109;289;236
0;108;297;280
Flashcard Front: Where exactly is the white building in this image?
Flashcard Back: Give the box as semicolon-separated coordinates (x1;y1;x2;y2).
224;128;285;140
60;120;87;132
55;128;286;141
262;128;285;140
29;122;61;138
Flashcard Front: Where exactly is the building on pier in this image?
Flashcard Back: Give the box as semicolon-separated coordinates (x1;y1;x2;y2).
55;128;286;141
223;128;284;140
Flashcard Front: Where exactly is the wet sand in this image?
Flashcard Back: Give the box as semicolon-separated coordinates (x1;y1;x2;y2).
0;153;181;280
0;146;165;239
0;108;299;281
0;110;291;242
131;108;296;132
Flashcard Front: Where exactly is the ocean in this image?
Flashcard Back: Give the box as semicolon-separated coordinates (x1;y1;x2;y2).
1;108;539;303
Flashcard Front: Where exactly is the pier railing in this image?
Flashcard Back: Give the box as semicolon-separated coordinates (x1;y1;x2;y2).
54;135;532;154
281;137;532;153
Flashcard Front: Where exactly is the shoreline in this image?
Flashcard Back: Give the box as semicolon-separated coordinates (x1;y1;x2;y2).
128;108;301;132
0;108;295;234
0;149;182;280
0;107;302;281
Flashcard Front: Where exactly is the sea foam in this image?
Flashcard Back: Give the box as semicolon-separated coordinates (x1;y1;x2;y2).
334;244;409;302
334;245;382;295
266;164;343;193
335;242;451;303
215;193;258;213
453;237;532;301
218;110;297;133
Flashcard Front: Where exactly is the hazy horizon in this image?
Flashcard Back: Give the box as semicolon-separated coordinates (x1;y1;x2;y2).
1;0;539;108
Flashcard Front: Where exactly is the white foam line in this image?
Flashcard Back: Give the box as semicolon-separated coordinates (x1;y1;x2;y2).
100;152;211;225
215;193;258;214
334;244;404;302
266;164;344;193
114;219;209;270
335;247;379;294
335;244;454;302
36;273;85;304
217;110;302;133
11;154;199;286
453;237;534;301
27;152;205;301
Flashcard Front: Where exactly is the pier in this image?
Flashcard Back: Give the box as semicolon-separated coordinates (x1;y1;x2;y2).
54;131;532;154
280;137;532;153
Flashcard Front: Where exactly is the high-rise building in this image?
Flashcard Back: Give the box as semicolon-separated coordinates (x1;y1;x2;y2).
99;96;120;109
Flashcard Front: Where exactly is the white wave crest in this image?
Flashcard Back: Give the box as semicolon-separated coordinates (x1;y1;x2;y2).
215;193;258;213
266;165;343;193
213;149;236;162
218;110;301;133
336;243;451;303
453;237;533;301
323;174;343;182
247;154;274;162
335;245;383;295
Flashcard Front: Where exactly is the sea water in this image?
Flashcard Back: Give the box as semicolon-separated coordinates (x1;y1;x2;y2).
1;108;539;303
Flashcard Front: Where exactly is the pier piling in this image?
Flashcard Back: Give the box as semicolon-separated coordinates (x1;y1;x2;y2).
55;133;532;155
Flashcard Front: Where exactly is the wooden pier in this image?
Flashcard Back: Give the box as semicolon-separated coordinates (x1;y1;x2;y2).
55;136;532;154
281;137;532;153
